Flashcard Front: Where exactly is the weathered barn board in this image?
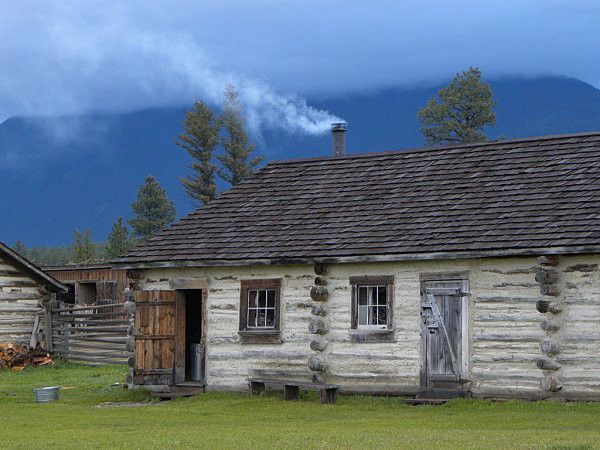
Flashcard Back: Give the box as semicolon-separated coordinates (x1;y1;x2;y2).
44;265;130;304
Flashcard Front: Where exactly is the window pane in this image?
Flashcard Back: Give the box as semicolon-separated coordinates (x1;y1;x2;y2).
377;286;387;305
367;287;376;307
377;306;387;325
258;290;267;307
257;309;266;327
248;290;257;308
248;308;257;327
358;287;368;305
369;306;378;325
267;290;275;307
358;305;368;325
266;308;275;327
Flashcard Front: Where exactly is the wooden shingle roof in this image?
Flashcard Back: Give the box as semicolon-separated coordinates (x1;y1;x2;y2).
117;132;600;268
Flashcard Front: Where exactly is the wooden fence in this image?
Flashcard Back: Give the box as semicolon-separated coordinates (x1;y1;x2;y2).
45;301;132;365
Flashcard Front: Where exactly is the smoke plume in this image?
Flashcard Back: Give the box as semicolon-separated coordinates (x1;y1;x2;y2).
0;4;342;136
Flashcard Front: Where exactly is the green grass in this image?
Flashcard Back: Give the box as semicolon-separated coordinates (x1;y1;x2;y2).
1;364;599;449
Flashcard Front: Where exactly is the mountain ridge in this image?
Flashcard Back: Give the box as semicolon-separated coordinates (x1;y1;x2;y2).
1;75;599;247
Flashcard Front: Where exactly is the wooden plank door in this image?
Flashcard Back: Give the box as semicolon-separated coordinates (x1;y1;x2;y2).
96;281;117;304
133;290;177;386
420;281;466;389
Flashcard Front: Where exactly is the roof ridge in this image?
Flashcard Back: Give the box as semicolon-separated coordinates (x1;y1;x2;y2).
266;130;600;166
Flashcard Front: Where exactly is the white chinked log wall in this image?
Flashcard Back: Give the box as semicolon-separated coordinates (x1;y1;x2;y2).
0;255;50;345
140;254;600;400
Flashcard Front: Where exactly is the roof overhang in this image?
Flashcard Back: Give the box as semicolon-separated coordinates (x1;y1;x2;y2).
0;242;68;293
113;244;600;270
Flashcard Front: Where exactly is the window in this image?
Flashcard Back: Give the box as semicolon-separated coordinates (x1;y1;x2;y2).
247;289;276;329
357;285;388;327
350;276;394;331
239;279;282;343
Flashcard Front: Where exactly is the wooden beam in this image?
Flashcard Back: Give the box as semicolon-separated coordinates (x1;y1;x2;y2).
168;277;208;290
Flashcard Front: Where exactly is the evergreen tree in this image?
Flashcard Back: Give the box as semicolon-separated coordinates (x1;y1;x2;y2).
72;228;96;264
129;176;176;241
13;240;28;258
175;99;220;206
418;67;496;145
106;217;132;258
29;246;42;263
217;85;263;185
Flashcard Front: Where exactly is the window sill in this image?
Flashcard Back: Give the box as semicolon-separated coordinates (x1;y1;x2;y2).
238;330;282;344
349;329;395;343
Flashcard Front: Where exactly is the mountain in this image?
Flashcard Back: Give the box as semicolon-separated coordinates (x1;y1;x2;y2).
1;76;599;247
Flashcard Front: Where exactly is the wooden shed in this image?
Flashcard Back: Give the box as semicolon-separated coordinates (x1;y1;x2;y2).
43;264;130;305
115;131;600;401
0;242;66;345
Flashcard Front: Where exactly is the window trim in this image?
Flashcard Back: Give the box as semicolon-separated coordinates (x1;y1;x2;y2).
350;275;394;331
239;279;282;343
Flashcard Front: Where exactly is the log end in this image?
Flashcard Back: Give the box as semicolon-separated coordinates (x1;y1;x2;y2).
308;356;327;372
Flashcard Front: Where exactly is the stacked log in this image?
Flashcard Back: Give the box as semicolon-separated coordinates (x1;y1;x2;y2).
535;256;563;393
123;289;136;388
308;265;329;383
0;343;53;371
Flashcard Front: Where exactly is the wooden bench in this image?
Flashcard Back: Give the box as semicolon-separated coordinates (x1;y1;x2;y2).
247;378;340;404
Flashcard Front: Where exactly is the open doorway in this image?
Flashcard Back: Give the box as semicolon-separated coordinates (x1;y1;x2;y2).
182;289;203;383
56;283;76;304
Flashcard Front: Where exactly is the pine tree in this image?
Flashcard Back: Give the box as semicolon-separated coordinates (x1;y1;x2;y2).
129;176;176;241
29;247;42;263
418;67;496;146
217;85;263;185
72;228;96;264
13;240;28;258
175;99;220;206
106;217;132;258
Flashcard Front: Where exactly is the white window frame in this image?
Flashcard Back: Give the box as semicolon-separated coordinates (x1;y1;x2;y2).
356;284;389;330
246;288;277;329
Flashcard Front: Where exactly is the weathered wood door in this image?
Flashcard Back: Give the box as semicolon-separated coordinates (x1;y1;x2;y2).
96;281;117;304
133;290;178;386
420;280;467;389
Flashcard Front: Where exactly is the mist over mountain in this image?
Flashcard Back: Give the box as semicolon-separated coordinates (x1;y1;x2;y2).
2;76;599;247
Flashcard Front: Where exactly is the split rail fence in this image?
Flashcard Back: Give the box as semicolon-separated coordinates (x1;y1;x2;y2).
45;301;132;365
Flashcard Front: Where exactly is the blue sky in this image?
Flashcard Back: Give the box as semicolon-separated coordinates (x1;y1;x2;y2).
0;1;599;129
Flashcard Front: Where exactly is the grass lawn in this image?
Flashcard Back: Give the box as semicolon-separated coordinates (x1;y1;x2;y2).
0;364;599;449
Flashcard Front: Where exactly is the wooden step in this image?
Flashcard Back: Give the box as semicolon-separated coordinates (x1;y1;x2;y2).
404;398;449;406
416;389;470;399
150;385;204;401
174;385;205;395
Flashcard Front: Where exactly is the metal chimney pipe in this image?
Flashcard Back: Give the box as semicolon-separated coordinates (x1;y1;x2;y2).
331;122;347;157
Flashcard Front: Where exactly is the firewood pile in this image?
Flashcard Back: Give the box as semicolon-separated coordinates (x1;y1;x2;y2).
0;343;53;371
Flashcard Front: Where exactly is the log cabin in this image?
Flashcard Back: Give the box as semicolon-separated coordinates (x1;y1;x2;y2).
115;129;600;401
0;243;66;346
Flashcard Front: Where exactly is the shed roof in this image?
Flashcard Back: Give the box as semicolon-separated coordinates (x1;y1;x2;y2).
0;242;68;292
116;131;600;268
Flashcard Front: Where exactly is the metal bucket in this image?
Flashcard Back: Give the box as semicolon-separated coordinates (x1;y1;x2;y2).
189;343;203;381
33;386;60;403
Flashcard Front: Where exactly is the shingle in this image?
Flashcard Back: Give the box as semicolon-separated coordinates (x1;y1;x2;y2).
116;132;600;265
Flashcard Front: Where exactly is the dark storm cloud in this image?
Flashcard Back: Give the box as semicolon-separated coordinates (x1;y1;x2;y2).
0;0;598;127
